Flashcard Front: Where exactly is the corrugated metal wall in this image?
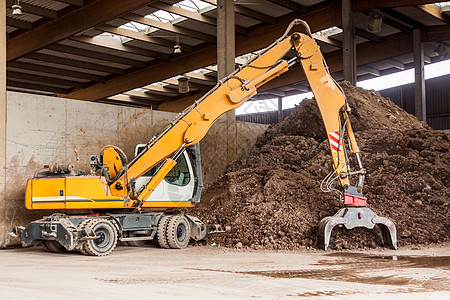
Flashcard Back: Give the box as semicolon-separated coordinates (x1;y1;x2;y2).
237;107;295;124
237;75;450;130
380;74;450;130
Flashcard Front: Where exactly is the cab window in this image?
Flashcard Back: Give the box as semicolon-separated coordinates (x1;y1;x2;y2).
164;154;190;186
142;155;190;186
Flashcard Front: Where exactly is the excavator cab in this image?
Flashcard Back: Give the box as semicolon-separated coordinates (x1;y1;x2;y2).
134;144;202;203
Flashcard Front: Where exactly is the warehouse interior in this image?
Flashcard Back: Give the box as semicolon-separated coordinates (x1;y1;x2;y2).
0;1;449;298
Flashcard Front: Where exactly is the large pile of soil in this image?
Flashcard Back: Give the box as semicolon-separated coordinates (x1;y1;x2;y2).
191;82;450;250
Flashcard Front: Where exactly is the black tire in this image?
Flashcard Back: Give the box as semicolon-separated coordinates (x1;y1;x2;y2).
82;219;118;256
167;215;191;249
157;215;172;249
76;219;91;255
42;240;67;253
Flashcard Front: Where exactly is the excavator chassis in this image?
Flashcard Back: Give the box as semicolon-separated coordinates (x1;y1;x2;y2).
12;213;220;256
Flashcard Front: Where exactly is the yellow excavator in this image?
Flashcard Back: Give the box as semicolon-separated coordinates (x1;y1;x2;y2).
12;20;397;255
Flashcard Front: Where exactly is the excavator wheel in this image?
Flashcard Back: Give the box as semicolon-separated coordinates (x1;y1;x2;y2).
77;219;91;255
157;215;173;249
167;215;191;249
81;219;118;256
42;240;67;253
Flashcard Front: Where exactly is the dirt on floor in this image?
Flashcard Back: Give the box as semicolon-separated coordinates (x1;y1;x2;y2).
1;244;449;299
189;82;450;251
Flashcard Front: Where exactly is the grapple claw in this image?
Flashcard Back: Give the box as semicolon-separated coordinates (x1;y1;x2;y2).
373;216;397;250
317;207;397;250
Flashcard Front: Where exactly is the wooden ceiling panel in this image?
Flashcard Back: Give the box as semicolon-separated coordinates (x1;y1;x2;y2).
7;0;160;61
5;0;450;107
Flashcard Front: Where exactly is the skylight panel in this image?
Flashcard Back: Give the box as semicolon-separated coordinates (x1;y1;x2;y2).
434;2;450;8
314;26;342;37
146;10;180;23
119;21;150;32
176;0;213;12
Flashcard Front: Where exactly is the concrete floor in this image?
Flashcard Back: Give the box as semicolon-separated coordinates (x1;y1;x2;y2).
0;244;449;299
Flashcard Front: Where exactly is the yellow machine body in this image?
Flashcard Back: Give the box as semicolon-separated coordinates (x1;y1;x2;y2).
25;177;123;210
25;176;196;210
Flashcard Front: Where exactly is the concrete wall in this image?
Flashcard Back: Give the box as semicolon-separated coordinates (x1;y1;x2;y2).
0;92;267;248
200;119;268;184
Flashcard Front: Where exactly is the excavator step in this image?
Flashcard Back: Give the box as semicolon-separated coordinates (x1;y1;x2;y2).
317;207;397;250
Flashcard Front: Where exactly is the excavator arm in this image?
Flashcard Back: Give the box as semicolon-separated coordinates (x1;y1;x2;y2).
111;20;364;212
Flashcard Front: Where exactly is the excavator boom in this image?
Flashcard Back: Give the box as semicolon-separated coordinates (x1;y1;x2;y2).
115;20;355;207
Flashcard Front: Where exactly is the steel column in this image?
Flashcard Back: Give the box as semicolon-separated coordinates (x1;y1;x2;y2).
217;0;237;163
0;1;6;246
277;97;283;123
413;28;426;123
342;0;356;85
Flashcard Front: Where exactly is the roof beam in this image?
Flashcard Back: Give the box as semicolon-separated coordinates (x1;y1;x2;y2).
163;78;213;91
71;35;170;60
289;84;310;93
357;66;380;76
202;0;277;24
353;1;437;11
382;8;426;29
7;61;105;82
96;25;194;52
150;2;247;35
184;72;216;83
422;24;450;42
158;90;206;112
382;15;412;32
125;91;172;102
7;70;87;88
103;94;157;108
7;0;159;62
6;18;32;31
60;2;341;100
6;0;57;19
52;0;85;7
266;0;307;13
26;53;125;74
312;34;342;47
47;44;147;67
355;28;382;43
264;89;285;97
384;59;405;70
122;14;216;43
7;80;70;94
416;4;450;24
141;84;180;96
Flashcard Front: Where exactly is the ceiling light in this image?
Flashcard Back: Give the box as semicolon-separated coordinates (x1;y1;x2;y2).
174;35;181;54
367;9;383;32
178;77;190;94
12;0;22;16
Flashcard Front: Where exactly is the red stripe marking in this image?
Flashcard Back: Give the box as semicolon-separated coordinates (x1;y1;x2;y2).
329;131;341;151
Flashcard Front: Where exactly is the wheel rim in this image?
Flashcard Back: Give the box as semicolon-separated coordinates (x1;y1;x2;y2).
92;225;113;251
95;231;106;245
94;228;111;249
176;223;187;242
80;219;117;256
